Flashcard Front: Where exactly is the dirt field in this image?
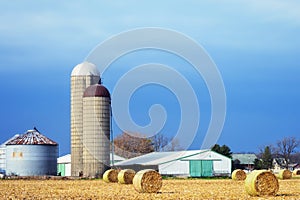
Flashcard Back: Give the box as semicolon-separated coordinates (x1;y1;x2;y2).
0;178;299;199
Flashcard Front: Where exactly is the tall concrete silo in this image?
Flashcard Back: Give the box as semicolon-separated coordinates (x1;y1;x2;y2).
82;82;111;177
5;128;58;176
71;62;100;176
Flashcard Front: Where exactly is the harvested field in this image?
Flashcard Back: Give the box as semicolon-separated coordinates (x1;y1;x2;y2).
0;178;299;199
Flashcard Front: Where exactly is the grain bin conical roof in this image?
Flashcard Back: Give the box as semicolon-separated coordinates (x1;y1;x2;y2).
71;61;100;76
6;127;57;145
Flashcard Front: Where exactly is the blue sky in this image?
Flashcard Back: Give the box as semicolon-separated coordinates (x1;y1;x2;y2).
0;1;299;155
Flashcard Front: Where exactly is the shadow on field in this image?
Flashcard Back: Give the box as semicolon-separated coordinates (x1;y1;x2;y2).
276;194;299;197
157;191;177;194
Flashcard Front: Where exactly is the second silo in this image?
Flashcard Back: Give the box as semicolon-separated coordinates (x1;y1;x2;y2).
82;81;111;177
5;128;58;176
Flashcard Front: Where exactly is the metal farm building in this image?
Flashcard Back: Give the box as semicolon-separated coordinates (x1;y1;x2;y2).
57;153;125;176
57;154;71;177
5;128;58;176
115;150;232;177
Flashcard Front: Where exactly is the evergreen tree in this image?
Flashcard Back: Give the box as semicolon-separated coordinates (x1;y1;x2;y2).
254;158;263;169
211;144;232;158
261;146;273;169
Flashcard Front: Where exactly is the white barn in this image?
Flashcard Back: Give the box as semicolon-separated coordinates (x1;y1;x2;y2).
115;150;231;177
57;153;126;176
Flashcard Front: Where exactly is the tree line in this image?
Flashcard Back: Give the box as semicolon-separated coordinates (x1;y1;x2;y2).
113;131;299;170
254;136;300;169
113;132;182;159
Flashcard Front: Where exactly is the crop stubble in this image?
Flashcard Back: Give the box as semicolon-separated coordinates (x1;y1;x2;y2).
0;178;299;199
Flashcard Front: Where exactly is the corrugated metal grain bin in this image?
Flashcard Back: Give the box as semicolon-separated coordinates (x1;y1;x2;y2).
5;128;58;176
0;134;20;173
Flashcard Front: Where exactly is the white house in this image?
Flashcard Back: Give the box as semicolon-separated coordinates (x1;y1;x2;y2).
115;149;232;177
272;158;298;173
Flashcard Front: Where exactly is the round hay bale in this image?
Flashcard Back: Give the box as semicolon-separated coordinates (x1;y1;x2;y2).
133;169;162;193
293;169;300;176
278;169;292;179
245;170;279;196
103;169;120;183
118;169;136;184
232;169;246;180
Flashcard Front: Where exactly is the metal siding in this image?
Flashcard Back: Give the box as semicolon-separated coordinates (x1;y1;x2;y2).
189;160;213;177
82;96;110;177
189;160;201;177
211;152;231;175
201;160;213;177
232;154;257;165
0;147;6;171
6;130;57;145
115;150;231;177
65;163;71;176
6;145;58;176
159;160;189;176
57;164;65;176
182;151;231;176
71;75;99;176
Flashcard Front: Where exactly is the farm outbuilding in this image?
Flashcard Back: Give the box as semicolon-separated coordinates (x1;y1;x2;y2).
57;153;126;176
232;153;257;170
115;150;231;177
57;154;71;176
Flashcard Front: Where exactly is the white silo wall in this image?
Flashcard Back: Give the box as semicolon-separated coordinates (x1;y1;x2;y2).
6;145;58;176
83;97;110;177
71;75;99;176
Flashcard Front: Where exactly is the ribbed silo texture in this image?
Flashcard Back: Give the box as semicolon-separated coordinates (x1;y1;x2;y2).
70;62;100;176
82;85;111;177
5;129;58;176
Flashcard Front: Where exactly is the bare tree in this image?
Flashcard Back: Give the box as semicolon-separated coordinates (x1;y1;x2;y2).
151;133;169;152
291;152;300;163
164;138;183;151
113;132;154;159
275;137;300;169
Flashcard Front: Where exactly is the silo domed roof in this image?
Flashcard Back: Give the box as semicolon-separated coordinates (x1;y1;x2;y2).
6;128;57;146
71;61;100;76
83;84;110;99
